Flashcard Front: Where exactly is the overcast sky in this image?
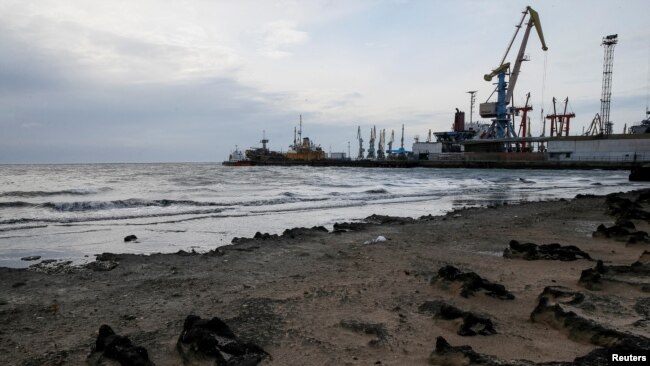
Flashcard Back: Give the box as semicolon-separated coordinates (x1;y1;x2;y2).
0;0;648;163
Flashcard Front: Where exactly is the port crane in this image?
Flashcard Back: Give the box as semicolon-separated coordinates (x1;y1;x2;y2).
546;97;575;137
367;126;376;159
377;129;386;160
387;130;395;153
356;126;365;160
480;6;548;139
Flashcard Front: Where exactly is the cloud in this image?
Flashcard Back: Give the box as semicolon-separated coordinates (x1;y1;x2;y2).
260;21;309;59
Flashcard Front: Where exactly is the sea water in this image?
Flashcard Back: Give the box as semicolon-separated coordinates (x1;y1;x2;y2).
0;163;641;267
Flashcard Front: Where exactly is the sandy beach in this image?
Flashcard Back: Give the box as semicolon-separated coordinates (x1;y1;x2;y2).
1;190;649;365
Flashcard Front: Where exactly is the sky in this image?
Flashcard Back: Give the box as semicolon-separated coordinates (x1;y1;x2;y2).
0;0;648;163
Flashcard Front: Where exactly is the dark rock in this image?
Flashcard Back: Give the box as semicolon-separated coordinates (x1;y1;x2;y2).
86;260;118;272
418;300;496;336
579;260;650;291
605;193;650;220
282;226;328;239
629;166;650;181
579;268;603;291
28;260;76;274
95;253;121;261
253;232;276;240
429;335;650;366
20;256;41;261
593;222;649;243
124;235;138;242
365;214;415;225
531;287;640;347
429;336;503;365
12;281;26;288
177;315;268;365
575;194;596;199
615;219;636;230
504;240;591;261
340;319;387;346
332;221;368;231
433;265;514;300
89;324;154;366
204;248;226;257
633;297;650;318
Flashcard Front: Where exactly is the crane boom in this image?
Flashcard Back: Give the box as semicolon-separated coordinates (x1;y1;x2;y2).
480;6;548;139
506;6;548;104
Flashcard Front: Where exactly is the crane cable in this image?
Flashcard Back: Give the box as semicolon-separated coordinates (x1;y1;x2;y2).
646;39;650;115
539;52;548;136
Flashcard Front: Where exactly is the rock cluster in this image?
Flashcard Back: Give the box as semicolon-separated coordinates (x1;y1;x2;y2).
433;265;515;300
605;193;650;220
593;220;649;243
504;240;591;261
579;259;650;291
418;300;496;336
89;325;154;366
430;335;650;366
231;226;328;243
530;286;631;347
177;315;268;366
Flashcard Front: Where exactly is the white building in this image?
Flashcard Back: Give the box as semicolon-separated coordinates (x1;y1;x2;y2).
547;135;650;162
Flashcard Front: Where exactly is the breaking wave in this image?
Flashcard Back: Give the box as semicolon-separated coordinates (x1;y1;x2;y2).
0;188;111;197
42;199;225;212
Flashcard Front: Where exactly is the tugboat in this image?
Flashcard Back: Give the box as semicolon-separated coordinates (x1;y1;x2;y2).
222;146;254;166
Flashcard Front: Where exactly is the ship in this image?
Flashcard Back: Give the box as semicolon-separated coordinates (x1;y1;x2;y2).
222;146;254;166
629;110;650;134
246;116;326;163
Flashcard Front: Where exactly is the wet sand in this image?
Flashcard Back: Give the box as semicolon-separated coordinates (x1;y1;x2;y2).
1;190;649;365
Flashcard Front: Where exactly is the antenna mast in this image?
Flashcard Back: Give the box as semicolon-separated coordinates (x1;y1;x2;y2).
467;91;477;124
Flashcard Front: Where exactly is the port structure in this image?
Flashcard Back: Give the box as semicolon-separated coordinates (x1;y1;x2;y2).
546;97;575;137
356;126;365;160
387;130;394;153
260;130;269;151
514;92;533;150
367;126;377;159
377;129;386;160
587;34;618;136
467;91;477;124
480;6;548;140
600;34;618;135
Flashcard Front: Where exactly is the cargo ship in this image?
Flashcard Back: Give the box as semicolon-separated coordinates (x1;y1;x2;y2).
246;116;326;164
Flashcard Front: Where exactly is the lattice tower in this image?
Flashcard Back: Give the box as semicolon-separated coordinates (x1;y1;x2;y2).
600;34;618;134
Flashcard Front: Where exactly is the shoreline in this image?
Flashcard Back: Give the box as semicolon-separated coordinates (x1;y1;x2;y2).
1;190;649;365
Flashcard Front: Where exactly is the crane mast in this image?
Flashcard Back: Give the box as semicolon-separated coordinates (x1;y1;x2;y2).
356;126;365;160
480;6;548;139
367;126;376;159
377;129;386;160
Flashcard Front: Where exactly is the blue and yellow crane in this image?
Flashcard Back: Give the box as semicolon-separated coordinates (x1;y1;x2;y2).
480;6;548;139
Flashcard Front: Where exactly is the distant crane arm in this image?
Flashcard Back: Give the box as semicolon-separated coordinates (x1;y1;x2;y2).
484;7;548;101
505;6;548;104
